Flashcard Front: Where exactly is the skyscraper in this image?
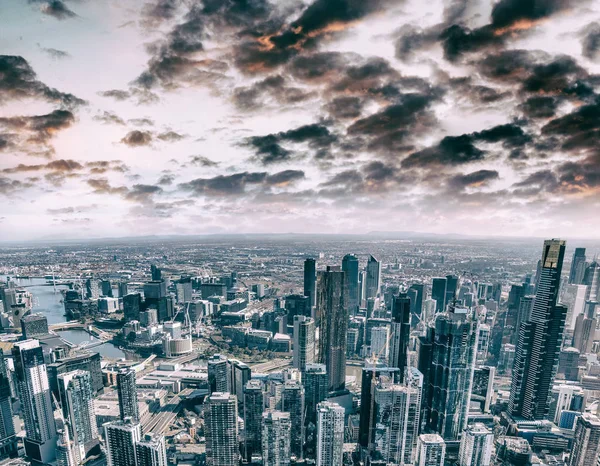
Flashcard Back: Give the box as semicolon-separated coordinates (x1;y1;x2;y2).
509;239;567;420
282;381;305;459
389;293;411;382
204;393;239;466
0;366;16;458
421;309;478;442
445;275;459;309
370;326;390;364
316;402;344;466
262;411;291;466
12;339;57;464
569;413;600;466
104;419;141;466
409;283;425;328
431;278;446;313
117;369;139;423
417;434;446;466
342;254;360;314
293;315;315;372
56;427;75;466
228;359;251;407
316;266;348;392
20;313;49;339
303;364;328;426
365;256;381;299
458;424;493;466
207;354;229;394
569;248;587;284
243;380;264;462
135;433;168;466
57;370;99;463
304;258;317;316
584;261;600;302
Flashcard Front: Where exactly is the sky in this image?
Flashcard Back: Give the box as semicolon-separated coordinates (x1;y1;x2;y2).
1;0;600;241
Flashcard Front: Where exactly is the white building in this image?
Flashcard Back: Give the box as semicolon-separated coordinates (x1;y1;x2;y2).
458;423;493;466
370;326;390;363
261;411;291;466
316;402;344;466
416;434;445;466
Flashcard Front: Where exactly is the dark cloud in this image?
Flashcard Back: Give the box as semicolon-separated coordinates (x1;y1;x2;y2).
0;55;85;108
581;22;600;61
288;52;352;82
518;96;558;118
93;111;126;126
158;174;175;185
121;130;153;147
125;184;163;203
40;47;70;59
402;135;484;169
141;0;181;27
440;24;500;62
319;160;405;196
447;77;511;104
128;118;155;126
98;89;131;101
490;0;576;30
157;131;185;141
324;96;364;119
233;75;314;110
87;178;128;196
0;177;32;196
37;1;77;20
448;170;500;190
85;161;129;174
474;123;531;147
179;169;304;196
189;155;220;167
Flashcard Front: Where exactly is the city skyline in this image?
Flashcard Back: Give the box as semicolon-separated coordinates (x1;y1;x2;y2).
2;0;600;240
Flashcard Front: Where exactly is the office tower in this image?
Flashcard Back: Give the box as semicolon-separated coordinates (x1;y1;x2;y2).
316;402;344;466
56;427;75;466
569;248;587;284
370;326;390;364
359;362;399;449
458;424;493;466
365;255;381;299
175;277;193;304
12;339;57;463
472;366;495;413
151;264;162;281
573;309;597;354
282;381;305;459
421;309;478;442
431;278;446;313
20;313;49;339
346;327;359;357
416;434;445;466
57;370;98;462
262;411;292;466
118;282;129;298
285;295;311;320
372;383;421;465
584;261;600;302
117;369;139;423
100;279;113;298
123;293;142;321
229;359;251;407
569;413;600;466
316;266;348;392
293;316;315;372
243;380;264;462
445;275;459;309
104;419;141;466
477;324;490;363
389;293;411;382
135;433;167;466
408;283;425;327
509;239;567;420
342;254;360;314
304;363;328;425
0;367;16;458
304;258;317;316
358;271;367;309
204;393;239;466
48;352;103;398
207;354;229;393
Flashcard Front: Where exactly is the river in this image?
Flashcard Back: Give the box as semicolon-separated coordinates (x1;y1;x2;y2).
4;277;127;360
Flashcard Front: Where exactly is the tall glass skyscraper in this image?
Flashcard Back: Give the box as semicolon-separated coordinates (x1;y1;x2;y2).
316;402;344;466
205;393;239;466
117;369;139;423
509;239;567;420
342;254;360;314
389;293;411;382
569;247;587;284
365;256;381;300
293;316;315;372
243;380;264;462
304;258;317;316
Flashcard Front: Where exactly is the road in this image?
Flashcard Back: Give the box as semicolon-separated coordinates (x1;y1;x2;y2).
251;358;292;373
143;388;194;435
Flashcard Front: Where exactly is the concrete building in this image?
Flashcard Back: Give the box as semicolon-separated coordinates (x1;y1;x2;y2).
316;402;344;466
416;434;445;466
104;419;141;466
204;393;239;466
262;411;291;466
458;424;493;466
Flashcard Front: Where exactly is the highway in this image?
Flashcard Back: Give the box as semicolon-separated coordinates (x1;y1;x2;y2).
143;388;194;435
251;358;292;373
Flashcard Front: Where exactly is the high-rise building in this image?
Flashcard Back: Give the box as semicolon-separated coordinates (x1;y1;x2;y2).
409;283;425;327
316;402;344;466
207;354;229;394
421;308;478;442
365;256;381;299
135;433;167;466
57;370;99;463
204;393;239;466
509;239;567;420
48;352;104;398
389;293;411;382
20;313;49;339
569;413;600;466
569;248;587;284
431;278;447;313
358;271;367;309
262;411;292;466
370;326;390;364
56;427;75;466
104;419;141;466
243;380;264;462
304;258;317;316
303;364;328;425
316;266;348;392
0;367;16;458
228;359;251;407
342;254;360;314
458;423;493;466
445;275;459;309
282;381;305;459
12;339;57;464
416;434;445;466
117;369;139;423
584;261;600;302
372;383;421;465
293;316;315;372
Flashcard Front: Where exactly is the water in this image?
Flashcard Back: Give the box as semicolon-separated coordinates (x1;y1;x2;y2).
4;277;127;360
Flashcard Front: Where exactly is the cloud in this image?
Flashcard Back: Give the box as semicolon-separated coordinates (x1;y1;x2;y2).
189;155;220;167
448;170;500;190
2;159;83;174
87;178;128;196
93;111;126;125
39;47;70;59
518;96;558;118
120;130;153;147
179;170;305;196
324;96;364;119
233;75;314;110
581;22;600;61
0;177;33;196
0;55;85;108
156;131;185;141
37;1;77;20
125;184;163;203
98;89;131;101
